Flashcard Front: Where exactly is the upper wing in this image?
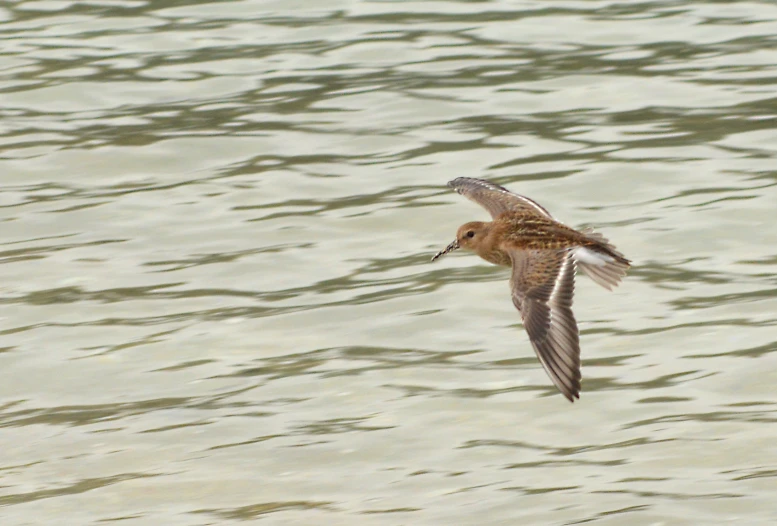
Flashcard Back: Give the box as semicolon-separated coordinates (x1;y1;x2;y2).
448;177;553;219
510;249;581;402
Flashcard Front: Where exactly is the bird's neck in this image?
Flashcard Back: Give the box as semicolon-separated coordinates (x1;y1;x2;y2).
476;223;512;267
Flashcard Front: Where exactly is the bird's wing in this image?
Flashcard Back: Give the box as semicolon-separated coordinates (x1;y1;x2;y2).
510;248;581;402
448;177;553;219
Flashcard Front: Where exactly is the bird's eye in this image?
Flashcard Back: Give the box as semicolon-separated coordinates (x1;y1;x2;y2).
466;230;475;238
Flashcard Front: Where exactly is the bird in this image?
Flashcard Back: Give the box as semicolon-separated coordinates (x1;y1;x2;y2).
431;177;630;402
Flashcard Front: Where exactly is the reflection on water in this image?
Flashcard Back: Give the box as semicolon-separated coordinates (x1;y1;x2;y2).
1;0;777;524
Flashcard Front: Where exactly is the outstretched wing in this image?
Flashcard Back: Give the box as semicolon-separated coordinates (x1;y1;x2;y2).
448;177;553;219
510;248;581;402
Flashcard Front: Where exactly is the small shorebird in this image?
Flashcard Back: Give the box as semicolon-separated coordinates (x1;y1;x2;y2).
432;177;630;402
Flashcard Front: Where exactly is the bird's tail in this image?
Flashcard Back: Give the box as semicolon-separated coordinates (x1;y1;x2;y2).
573;229;631;291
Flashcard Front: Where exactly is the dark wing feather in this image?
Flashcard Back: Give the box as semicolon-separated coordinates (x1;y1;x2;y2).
448;177;553;219
510;249;581;402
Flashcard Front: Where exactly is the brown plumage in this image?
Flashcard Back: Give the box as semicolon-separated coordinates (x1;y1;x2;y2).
432;177;631;402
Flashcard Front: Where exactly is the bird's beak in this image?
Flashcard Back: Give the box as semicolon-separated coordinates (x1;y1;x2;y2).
431;239;460;262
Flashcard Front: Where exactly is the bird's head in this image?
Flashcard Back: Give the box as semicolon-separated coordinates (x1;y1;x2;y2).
431;221;490;261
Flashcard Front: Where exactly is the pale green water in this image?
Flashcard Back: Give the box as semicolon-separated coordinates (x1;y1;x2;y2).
1;0;777;524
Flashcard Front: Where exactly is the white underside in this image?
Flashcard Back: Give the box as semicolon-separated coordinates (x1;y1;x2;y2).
573;246;612;267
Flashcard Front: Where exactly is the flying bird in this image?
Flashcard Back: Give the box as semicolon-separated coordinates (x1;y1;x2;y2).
432;177;630;402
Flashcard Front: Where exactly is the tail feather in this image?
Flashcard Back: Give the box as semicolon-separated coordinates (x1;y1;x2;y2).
573;229;630;291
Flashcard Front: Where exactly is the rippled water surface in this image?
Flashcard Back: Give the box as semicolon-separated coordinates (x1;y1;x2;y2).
2;0;777;524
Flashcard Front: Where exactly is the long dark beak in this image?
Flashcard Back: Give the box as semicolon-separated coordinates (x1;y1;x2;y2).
431;239;460;262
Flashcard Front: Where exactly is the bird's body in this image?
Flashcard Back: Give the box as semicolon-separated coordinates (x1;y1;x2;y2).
432;177;630;402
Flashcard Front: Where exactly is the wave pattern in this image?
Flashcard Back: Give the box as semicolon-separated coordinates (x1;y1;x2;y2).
1;0;776;524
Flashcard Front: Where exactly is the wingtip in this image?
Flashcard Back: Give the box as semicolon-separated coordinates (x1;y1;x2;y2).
559;383;581;402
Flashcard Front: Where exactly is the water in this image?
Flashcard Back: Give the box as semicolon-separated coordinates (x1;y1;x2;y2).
1;0;776;524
